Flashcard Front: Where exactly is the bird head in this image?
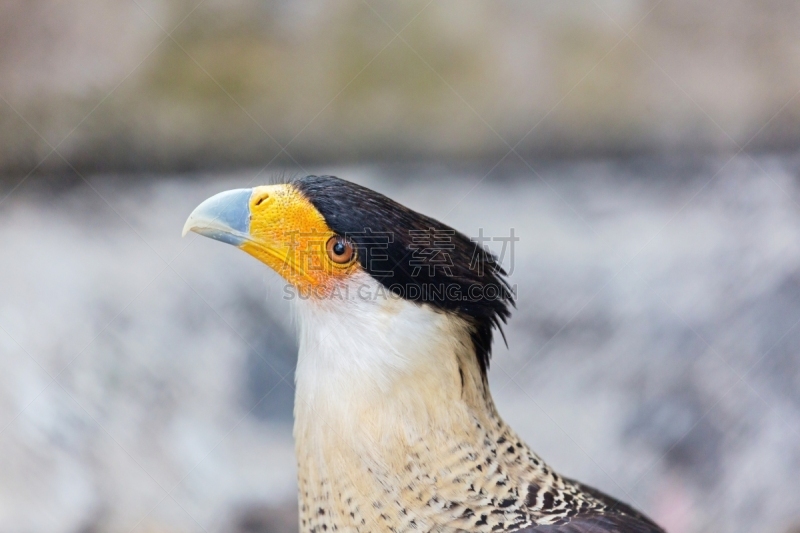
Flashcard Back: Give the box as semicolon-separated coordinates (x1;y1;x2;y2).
183;176;514;378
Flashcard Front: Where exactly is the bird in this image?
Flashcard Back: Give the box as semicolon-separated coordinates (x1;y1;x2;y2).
183;175;666;533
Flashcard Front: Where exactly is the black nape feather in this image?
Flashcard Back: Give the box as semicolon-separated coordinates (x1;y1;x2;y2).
294;175;515;377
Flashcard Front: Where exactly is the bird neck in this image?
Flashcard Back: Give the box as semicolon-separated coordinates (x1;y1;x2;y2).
291;291;546;531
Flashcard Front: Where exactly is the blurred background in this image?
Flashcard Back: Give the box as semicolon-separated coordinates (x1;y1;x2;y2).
2;1;800;533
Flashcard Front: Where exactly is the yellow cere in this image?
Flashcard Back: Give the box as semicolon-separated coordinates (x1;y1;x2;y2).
240;184;358;297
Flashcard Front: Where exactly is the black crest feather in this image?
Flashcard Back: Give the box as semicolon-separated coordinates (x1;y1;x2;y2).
294;175;515;377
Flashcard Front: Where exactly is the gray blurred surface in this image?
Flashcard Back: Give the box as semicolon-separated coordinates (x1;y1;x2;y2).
1;159;800;533
3;0;800;172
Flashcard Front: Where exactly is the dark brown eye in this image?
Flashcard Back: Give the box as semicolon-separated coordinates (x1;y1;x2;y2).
326;235;355;264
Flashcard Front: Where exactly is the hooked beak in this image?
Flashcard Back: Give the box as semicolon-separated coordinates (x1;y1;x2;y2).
182;188;253;246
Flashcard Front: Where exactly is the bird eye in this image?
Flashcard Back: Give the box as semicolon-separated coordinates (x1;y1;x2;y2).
325;235;355;264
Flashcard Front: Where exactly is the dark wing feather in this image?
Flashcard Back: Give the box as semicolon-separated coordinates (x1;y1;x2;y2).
512;513;663;533
511;478;664;533
564;479;662;530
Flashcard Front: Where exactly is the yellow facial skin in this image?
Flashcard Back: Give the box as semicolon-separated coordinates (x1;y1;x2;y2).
184;184;358;298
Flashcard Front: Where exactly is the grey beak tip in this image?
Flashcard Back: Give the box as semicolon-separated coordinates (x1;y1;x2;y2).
183;188;253;246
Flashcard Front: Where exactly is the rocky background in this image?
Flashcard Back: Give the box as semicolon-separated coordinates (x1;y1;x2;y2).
2;2;800;533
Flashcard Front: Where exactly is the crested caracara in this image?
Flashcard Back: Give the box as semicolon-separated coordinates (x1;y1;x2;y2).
183;175;665;533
